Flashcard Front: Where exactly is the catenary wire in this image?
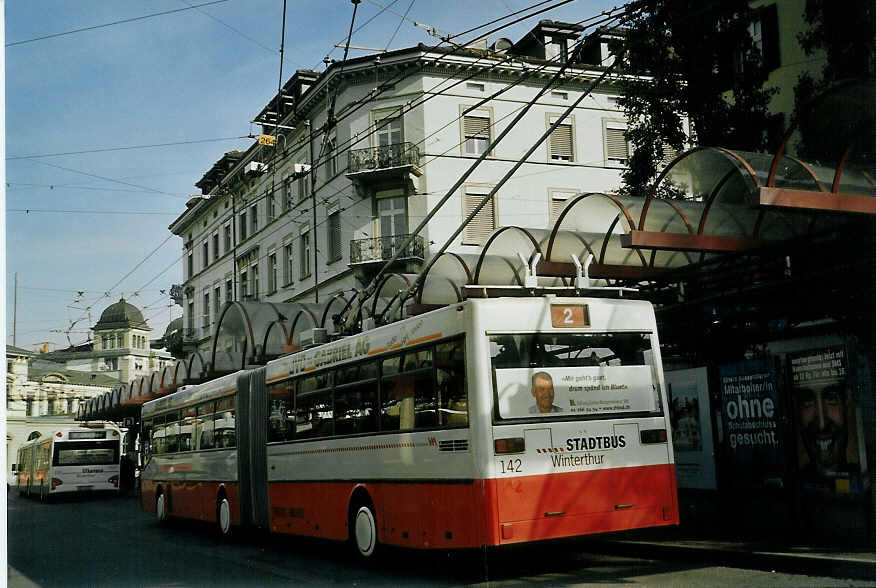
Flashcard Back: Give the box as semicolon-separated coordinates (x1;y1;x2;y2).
6;0;232;47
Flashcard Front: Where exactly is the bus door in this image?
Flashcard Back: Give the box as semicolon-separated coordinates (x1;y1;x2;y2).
488;332;676;541
237;367;269;529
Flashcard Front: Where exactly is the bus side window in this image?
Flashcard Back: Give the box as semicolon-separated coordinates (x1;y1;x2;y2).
142;419;153;460
215;410;236;448
165;412;180;453
197;402;215;450
334;361;378;436
268;379;295;442
296;390;333;439
380;361;409;431
437;341;468;427
152;416;166;455
411;349;437;428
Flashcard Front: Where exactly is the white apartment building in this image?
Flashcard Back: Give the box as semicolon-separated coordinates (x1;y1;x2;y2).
170;22;634;353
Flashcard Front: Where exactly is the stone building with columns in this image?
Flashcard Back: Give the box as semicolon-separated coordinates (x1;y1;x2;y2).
5;298;172;485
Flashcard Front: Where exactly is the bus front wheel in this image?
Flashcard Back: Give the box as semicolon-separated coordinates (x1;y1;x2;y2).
351;503;379;559
156;491;168;523
216;496;233;538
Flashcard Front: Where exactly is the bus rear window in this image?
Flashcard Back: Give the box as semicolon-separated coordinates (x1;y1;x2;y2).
489;332;661;420
53;441;119;466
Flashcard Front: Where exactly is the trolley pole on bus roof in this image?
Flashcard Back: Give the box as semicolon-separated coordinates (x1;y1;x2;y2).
13;272;18;346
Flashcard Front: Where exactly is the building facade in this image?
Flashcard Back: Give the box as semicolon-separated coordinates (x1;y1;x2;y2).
171;22;639;353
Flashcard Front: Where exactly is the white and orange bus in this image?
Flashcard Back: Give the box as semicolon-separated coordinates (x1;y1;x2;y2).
16;423;123;499
140;295;678;557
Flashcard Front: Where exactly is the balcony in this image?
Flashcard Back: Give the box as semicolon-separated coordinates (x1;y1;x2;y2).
346;143;422;196
350;234;426;266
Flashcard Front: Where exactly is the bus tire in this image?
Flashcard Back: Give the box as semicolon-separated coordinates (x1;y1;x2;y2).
156;490;168;523
216;496;233;538
350;502;380;560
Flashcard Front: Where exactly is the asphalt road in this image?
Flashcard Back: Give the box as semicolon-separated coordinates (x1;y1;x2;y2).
7;490;872;587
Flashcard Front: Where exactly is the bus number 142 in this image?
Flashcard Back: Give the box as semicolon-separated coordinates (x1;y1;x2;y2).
499;458;522;473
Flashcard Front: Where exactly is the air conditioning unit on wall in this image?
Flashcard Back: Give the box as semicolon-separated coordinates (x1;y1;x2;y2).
245;161;267;176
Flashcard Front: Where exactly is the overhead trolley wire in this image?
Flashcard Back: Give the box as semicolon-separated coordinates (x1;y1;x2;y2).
6;0;232;47
198;7;627;285
7;136;251;161
219;11;628;296
258;3;628;197
25;160;191;198
36;4;621;343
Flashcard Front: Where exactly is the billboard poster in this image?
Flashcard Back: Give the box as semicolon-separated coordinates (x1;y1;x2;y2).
494;366;657;419
789;346;865;496
718;358;785;489
666;367;716;490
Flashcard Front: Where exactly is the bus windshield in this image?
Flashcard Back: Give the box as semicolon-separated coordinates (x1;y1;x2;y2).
53;441;119;466
489;332;661;420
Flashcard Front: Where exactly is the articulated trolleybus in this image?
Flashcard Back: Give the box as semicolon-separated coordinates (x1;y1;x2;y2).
141;294;678;556
16;422;123;499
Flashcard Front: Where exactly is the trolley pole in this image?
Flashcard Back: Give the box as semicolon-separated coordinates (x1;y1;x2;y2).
13;272;18;346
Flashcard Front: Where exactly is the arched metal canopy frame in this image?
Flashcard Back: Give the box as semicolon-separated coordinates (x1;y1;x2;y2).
413;252;473;305
473;226;543;285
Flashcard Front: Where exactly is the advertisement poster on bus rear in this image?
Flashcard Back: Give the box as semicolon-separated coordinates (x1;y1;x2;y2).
788;345;867;497
718;358;786;489
494;366;657;418
666;367;716;490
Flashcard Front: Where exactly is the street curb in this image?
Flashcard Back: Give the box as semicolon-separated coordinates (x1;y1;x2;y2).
587;540;876;581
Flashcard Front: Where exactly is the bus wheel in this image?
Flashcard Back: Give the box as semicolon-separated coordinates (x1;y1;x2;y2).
351;503;379;560
216;496;233;538
156;491;168;523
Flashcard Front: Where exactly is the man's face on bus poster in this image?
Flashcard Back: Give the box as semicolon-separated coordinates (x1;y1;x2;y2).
530;372;560;414
798;384;848;472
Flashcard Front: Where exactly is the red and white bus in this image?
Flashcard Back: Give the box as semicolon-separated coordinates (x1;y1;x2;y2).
140;295;678;556
16;423;123;499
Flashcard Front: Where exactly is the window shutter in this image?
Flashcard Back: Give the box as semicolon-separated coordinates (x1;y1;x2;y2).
550;199;567;224
660;145;679;167
549;191;576;224
463;115;490;139
549;123;574;160
463;192;495;246
605;127;629;161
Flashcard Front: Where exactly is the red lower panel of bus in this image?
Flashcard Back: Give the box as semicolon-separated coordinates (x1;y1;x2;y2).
141;479;241;527
488;463;678;545
267;464;677;549
267;481;486;549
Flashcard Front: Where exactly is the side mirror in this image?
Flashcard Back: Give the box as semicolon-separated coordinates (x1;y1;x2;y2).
10;464;17;472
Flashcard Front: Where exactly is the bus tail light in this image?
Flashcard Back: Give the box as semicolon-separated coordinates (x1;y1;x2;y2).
51;478;63;489
109;475;119;487
494;437;525;454
640;429;667;444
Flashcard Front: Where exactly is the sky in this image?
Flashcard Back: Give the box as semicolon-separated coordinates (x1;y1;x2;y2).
5;0;617;351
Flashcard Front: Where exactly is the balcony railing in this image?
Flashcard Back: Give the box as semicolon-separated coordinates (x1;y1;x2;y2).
350;234;425;265
347;142;420;174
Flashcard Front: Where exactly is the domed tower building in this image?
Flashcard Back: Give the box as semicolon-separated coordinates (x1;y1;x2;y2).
91;297;173;382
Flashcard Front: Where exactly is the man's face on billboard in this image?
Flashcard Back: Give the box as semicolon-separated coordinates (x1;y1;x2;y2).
532;375;555;413
799;385;847;470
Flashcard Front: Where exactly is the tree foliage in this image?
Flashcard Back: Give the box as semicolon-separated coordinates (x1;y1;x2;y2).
613;0;776;195
792;0;875;163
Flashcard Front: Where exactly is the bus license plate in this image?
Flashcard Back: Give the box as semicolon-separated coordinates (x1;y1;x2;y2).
77;485;93;491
